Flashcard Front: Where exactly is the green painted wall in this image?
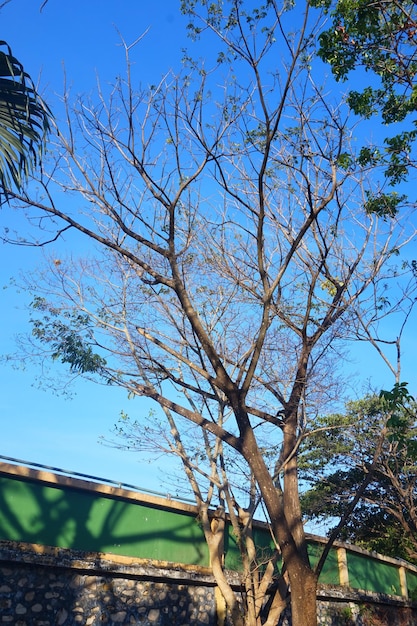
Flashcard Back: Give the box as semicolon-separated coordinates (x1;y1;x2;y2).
1;470;416;600
0;476;208;566
223;523;277;572
308;543;340;586
346;551;401;595
224;522;339;586
406;569;417;600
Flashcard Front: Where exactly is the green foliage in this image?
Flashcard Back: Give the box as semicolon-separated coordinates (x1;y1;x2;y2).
315;0;417;87
380;381;414;409
181;0;289;53
380;383;416;451
384;127;417;184
0;41;52;195
30;296;107;374
334;605;355;626
314;0;417;188
364;191;406;219
357;146;381;167
347;88;379;119
301;390;417;562
336;152;353;170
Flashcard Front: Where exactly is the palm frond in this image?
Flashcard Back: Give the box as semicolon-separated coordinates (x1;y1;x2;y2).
0;40;52;194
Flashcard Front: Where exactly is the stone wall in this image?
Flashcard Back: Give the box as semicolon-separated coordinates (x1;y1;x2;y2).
2;541;417;625
0;563;216;625
0;542;220;626
316;591;417;626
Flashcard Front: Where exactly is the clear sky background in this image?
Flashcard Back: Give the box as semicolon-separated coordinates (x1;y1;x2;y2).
1;0;192;494
1;0;416;499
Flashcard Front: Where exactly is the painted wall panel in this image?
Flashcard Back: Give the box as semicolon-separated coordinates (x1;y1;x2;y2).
308;543;340;586
0;476;209;566
1;465;417;602
346;551;401;595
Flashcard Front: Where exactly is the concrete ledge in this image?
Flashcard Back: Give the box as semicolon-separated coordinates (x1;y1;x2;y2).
318;584;417;609
0;462;198;515
0;539;217;585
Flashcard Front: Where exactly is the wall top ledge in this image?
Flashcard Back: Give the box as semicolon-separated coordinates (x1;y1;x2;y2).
0;539;217;583
317;584;417;608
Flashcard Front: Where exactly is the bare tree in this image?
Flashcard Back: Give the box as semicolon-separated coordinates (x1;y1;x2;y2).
5;2;416;625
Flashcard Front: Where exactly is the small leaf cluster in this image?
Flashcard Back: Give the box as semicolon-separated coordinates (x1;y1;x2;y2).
363;191;406;219
30;296;107;374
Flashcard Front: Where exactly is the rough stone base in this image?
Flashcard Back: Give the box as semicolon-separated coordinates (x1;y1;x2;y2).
0;562;216;625
316;599;417;626
2;542;417;625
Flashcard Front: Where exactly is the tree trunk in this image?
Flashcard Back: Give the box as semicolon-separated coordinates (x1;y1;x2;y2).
280;400;318;625
240;426;318;626
204;505;245;626
289;564;318;626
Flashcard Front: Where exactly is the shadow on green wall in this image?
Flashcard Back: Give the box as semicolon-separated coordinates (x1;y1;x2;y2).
0;475;208;566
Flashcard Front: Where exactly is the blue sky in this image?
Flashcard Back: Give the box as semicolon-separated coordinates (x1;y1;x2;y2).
1;0;416;499
0;0;190;492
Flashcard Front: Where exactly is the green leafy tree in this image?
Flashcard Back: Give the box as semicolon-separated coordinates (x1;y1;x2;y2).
301;387;417;562
6;2;417;625
0;40;51;195
313;0;417;188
